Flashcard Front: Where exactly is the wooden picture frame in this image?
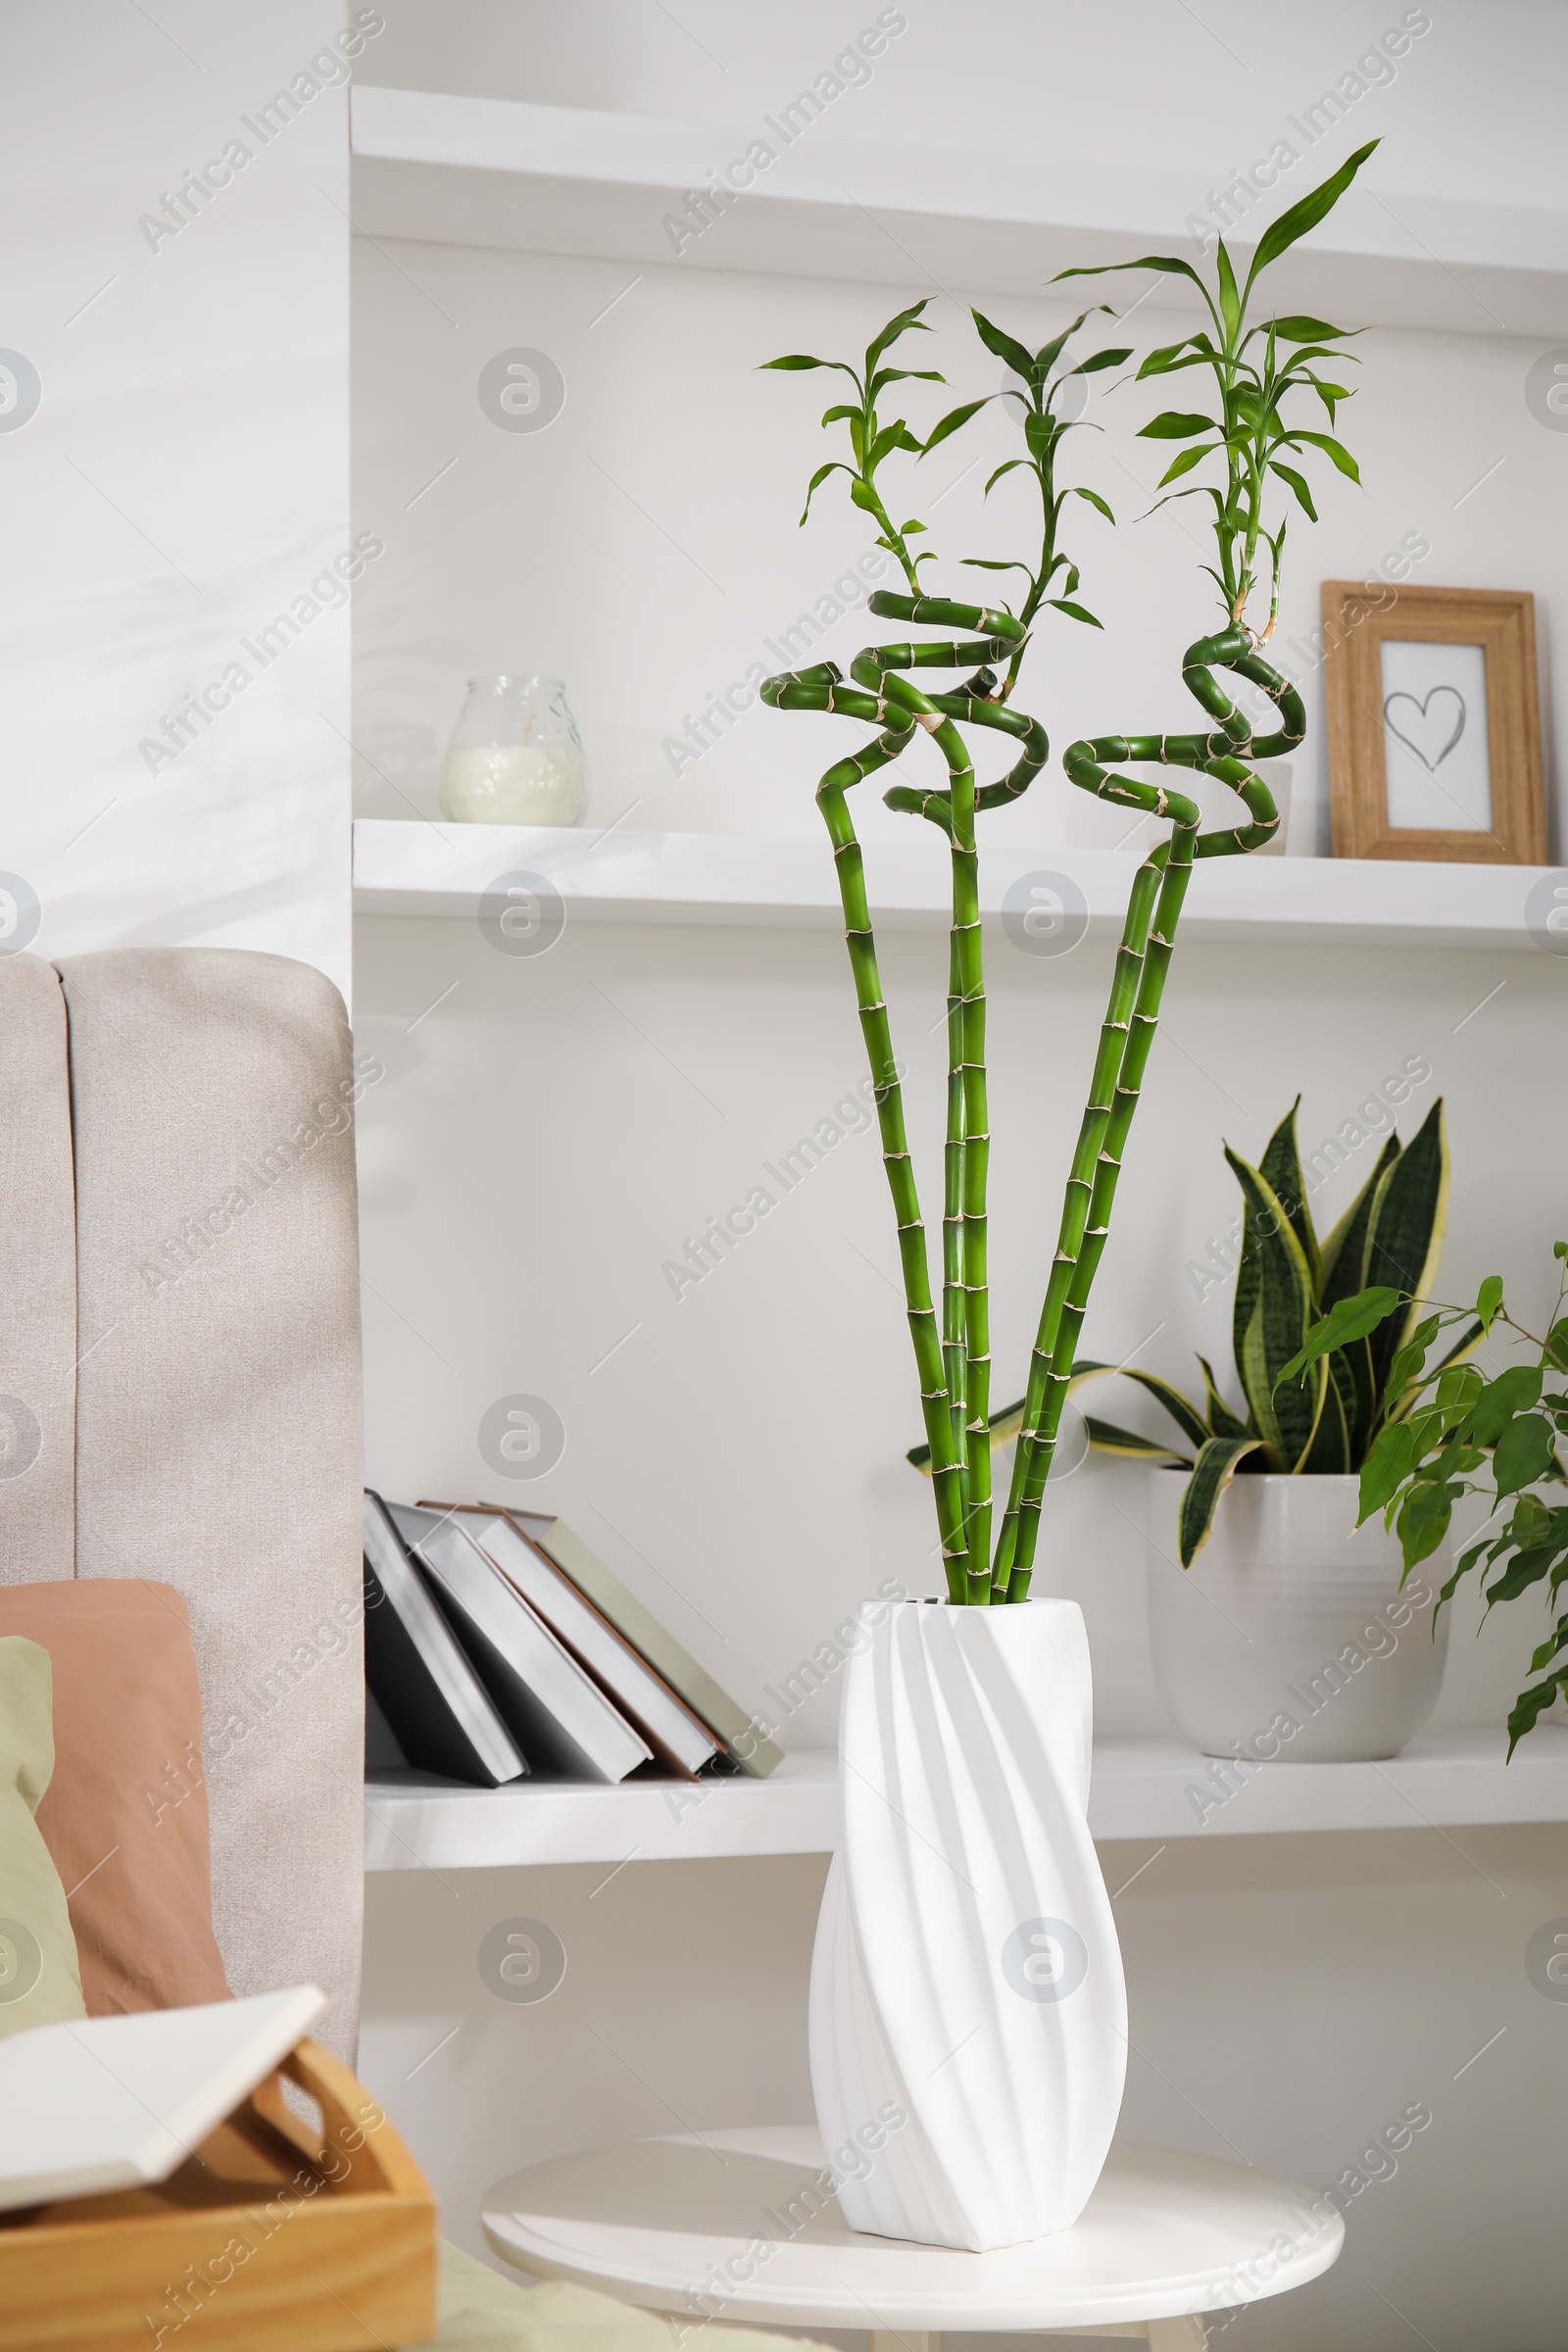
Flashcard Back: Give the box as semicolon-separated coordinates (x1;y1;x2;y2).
1321;580;1545;863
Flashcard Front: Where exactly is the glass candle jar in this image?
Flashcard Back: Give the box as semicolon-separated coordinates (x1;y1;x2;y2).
438;676;588;826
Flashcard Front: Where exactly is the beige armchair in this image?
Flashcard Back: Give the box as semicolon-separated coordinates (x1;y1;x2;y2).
0;945;824;2352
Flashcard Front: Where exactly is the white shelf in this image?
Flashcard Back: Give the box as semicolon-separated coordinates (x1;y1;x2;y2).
364;1728;1568;1871
364;1751;839;1873
350;86;1568;339
354;818;1553;952
1089;1728;1568;1840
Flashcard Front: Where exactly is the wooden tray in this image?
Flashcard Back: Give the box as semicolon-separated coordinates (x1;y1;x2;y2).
0;2036;437;2351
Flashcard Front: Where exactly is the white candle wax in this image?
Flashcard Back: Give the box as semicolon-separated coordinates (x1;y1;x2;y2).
441;744;586;825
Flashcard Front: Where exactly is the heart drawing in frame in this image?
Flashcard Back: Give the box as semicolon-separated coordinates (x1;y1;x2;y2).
1383;685;1466;772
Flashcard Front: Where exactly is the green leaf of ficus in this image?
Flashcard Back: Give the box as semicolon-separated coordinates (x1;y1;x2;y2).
1276;1286;1403;1388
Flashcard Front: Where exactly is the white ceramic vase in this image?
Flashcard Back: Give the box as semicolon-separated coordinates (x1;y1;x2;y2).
1147;1470;1449;1762
808;1598;1126;2252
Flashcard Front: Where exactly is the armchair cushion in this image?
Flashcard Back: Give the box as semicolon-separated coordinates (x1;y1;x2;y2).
0;1580;230;2014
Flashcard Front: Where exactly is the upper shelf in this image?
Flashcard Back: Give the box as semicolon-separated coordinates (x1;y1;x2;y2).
350;86;1568;338
354;818;1555;952
363;1728;1568;1871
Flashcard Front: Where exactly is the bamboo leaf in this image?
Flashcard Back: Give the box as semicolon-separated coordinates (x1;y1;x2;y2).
1138;351;1218;381
1138;335;1206;377
763;353;855;375
1056;254;1210;296
1068;485;1116;521
1215;240;1242;340
1140;411;1220;439
799;461;850;524
1284;427;1362;482
962;558;1033;577
1024;412;1056;464
1029;320;1081;379
864;299;932;370
1156;443;1218;488
1241;139;1379;300
1071;345;1134;374
983;458;1029;496
1048;599;1102;626
920;396;992;456
1271;461;1318;521
870;367;945;392
1267;315;1351;342
969;305;1037;383
1179;1434;1268;1566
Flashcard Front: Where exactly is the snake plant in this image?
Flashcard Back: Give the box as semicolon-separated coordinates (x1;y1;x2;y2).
1051;1096;1479;1565
763;144;1376;1601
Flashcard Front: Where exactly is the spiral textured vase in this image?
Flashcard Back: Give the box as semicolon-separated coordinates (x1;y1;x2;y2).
808;1599;1126;2251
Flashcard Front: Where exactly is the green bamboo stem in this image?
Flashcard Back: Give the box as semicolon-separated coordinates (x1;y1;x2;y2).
758;661;972;1598
762;596;1031;1601
853;598;1031;1599
943;936;967;1491
997;633;1304;1597
867;664;992;1598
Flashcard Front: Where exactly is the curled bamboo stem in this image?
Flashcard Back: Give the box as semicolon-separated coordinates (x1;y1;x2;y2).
996;632;1304;1597
762;592;1032;1600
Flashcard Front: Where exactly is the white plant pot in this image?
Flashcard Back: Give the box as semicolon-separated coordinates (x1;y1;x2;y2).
808;1598;1126;2252
1147;1470;1449;1763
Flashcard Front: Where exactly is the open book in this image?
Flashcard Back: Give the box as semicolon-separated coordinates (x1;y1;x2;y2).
0;1984;324;2213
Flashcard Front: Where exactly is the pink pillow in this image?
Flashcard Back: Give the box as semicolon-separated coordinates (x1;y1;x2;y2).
0;1580;231;2014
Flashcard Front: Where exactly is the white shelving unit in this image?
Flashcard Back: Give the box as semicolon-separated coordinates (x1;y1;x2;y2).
364;1727;1568;1871
354;817;1556;952
349;87;1568;339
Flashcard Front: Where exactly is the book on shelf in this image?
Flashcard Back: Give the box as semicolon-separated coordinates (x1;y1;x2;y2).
387;1504;655;1785
420;1499;783;1779
362;1490;526;1788
0;1985;324;2214
456;1509;724;1778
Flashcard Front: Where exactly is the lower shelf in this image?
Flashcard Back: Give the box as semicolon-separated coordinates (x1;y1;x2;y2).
364;1727;1568;1871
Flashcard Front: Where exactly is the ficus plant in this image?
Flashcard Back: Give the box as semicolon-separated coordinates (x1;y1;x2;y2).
1285;1252;1568;1753
761;144;1376;1603
1025;1098;1476;1566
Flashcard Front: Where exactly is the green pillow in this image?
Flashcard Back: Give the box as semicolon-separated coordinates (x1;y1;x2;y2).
0;1636;86;2037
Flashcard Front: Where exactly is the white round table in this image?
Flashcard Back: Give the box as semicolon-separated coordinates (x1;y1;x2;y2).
482;2127;1343;2352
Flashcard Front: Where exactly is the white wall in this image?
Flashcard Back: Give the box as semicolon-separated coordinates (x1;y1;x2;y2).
361;0;1567;217
360;1827;1568;2352
350;9;1568;2343
349;239;1562;863
2;2;365;1002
